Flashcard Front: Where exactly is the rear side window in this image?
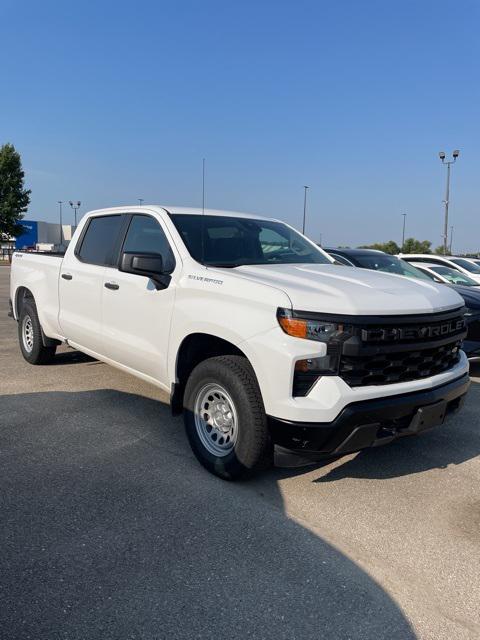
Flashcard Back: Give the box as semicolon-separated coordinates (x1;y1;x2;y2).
122;215;175;271
77;215;123;266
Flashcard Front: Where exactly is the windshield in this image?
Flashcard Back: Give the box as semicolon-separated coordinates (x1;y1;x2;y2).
353;254;431;280
170;214;332;267
450;258;480;274
430;265;479;286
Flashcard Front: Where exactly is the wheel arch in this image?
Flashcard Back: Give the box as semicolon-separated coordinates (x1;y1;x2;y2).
171;332;252;415
14;286;60;348
14;286;35;318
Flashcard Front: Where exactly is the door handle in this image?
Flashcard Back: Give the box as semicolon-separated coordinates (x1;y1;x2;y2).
61;273;73;280
104;282;120;290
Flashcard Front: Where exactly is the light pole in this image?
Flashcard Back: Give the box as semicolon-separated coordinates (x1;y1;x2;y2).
69;201;81;227
401;213;407;251
449;225;454;254
302;185;309;235
138;198;144;206
439;150;459;255
57;201;63;245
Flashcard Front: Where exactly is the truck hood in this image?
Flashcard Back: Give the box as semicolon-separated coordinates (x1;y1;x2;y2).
232;264;464;316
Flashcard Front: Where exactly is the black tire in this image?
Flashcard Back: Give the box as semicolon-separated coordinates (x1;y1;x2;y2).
18;300;57;365
183;355;273;480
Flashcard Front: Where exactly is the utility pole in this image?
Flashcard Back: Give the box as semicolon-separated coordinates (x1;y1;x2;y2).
438;150;459;255
401;213;407;251
57;201;63;245
302;185;309;235
69;201;81;227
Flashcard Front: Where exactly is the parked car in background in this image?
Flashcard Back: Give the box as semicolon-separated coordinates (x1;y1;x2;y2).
326;248;433;279
464;257;480;269
326;248;480;357
406;262;480;287
398;254;480;285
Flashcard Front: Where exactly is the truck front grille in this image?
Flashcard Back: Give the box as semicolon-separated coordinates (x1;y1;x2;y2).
340;340;462;387
290;307;467;396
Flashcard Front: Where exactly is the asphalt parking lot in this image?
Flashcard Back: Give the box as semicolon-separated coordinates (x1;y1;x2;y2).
1;265;479;640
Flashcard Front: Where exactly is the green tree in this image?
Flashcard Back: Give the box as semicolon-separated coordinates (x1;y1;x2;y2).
0;143;31;238
434;245;447;255
358;240;400;255
401;238;432;254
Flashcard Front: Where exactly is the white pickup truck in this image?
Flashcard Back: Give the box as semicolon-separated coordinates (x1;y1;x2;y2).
10;206;470;479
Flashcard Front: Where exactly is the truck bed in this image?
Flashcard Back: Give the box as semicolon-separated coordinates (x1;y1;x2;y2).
10;251;64;339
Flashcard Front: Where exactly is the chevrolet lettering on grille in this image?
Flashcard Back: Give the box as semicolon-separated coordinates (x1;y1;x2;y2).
361;318;466;343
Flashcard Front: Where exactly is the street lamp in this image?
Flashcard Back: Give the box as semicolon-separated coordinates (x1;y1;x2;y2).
138;198;144;206
302;186;309;235
401;213;407;252
449;225;454;255
438;150;459;255
57;201;63;245
69;201;81;227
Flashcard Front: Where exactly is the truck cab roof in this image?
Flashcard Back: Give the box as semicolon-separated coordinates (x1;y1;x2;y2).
87;205;274;222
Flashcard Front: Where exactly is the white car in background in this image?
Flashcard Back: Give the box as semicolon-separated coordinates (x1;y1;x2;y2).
400;254;480;285
407;262;480;287
464;257;480;269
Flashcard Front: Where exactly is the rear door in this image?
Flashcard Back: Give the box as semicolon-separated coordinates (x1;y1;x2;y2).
101;213;178;384
59;214;125;354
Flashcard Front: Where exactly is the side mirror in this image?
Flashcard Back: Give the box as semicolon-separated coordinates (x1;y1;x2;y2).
120;252;171;289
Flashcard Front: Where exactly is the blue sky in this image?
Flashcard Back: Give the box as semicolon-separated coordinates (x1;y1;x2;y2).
2;0;479;251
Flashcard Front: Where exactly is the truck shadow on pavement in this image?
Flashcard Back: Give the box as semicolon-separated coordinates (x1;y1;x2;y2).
0;388;417;640
45;350;98;365
38;347;106;366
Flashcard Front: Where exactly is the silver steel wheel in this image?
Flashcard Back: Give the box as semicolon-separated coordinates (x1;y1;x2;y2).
22;315;34;353
194;383;238;457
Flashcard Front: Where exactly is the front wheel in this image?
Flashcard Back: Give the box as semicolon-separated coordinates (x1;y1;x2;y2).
18;301;56;364
183;355;273;480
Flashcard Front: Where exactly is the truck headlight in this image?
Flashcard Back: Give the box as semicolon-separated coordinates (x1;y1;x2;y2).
277;308;351;343
277;308;353;396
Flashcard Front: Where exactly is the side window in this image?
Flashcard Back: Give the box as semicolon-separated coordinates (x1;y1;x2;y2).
77;215;123;266
123;215;175;271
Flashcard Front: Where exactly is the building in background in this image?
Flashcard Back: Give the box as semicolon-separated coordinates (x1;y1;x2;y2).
0;220;75;262
14;220;75;251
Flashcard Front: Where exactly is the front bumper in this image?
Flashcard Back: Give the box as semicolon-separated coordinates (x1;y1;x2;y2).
268;373;470;457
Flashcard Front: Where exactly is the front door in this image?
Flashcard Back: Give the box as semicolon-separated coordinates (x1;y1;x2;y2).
101;213;178;385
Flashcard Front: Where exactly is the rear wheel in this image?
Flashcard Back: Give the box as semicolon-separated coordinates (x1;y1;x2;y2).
183;355;272;480
18;301;56;364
